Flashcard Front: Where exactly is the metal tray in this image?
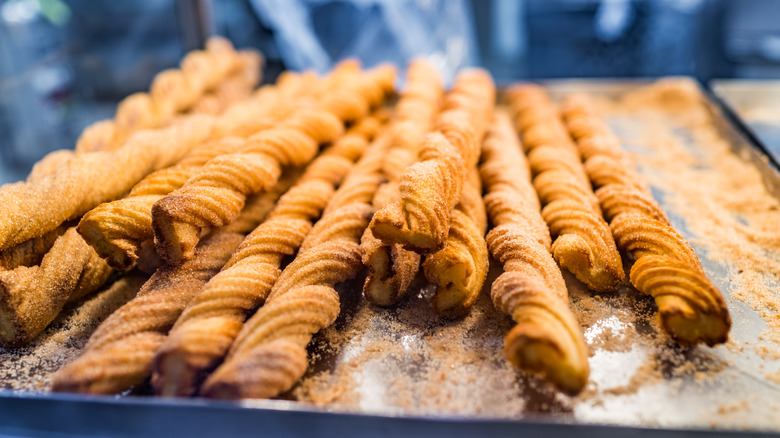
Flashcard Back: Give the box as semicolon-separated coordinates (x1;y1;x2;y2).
2;79;780;438
711;79;780;169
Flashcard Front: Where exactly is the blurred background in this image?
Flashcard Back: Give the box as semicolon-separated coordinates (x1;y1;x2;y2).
1;0;778;183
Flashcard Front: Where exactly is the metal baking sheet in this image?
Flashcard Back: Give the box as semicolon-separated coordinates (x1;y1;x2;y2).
711;79;780;168
2;78;780;437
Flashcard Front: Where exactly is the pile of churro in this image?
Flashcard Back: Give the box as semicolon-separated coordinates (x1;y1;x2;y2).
0;38;731;400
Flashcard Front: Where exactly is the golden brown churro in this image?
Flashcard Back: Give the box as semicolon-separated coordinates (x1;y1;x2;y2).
0;114;216;252
361;60;442;306
151;117;381;397
481;110;589;395
77;75;312;271
151;65;396;264
51;177;291;394
370;70;495;252
201;131;389;400
75;37;248;153
561;94;730;346
423;167;489;317
507;84;624;293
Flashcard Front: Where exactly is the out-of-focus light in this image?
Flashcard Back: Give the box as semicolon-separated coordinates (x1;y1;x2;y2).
1;0;40;24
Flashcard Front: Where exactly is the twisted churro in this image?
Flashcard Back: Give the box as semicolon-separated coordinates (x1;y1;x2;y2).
77;75;314;271
187;50;264;116
0;114;216;252
151;117;381;397
561;94;730;346
507;84;624;292
423;167;488;317
361;60;442;306
0;228;112;347
481;110;589;395
75;37;246;154
152;65;396;264
370;70;495;253
51;175;292;395
201;131;389;400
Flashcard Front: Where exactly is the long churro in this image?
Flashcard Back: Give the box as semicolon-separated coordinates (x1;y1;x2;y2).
507;84;624;293
481;110;589;395
50;177;292;394
561;94;730;346
201;130;389;400
0;114;216;252
151;117;381;397
361;59;442;306
370;70;495;252
151;65;396;264
77;75;313;270
75;37;247;153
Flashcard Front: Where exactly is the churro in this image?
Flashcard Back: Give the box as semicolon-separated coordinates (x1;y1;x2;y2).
370;70;494;252
561;94;730;346
50;177;292;394
507;84;624;292
481;110;589;395
152;65;396;264
201;130;389;399
77;74;312;270
151;117;380;396
361;59;442;306
423;167;488;317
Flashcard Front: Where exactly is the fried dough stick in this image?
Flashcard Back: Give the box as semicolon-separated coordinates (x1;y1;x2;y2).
561;94;730;346
370;70;495;253
361;59;443;306
50;176;293;394
152;65;396;264
186;50;264;116
0;43;262;346
423;166;489;317
0;113;217;252
77;36;247;153
77;72;317;270
151;116;382;397
506;84;624;292
201;131;390;400
481;110;590;395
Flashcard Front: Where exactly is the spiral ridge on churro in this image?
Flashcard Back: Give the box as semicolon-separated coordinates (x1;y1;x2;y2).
561;94;730;346
481;110;589;395
151;117;380;397
152;65;396;264
370;69;495;253
507;84;624;293
51;178;290;394
201;130;389;400
361;60;442;306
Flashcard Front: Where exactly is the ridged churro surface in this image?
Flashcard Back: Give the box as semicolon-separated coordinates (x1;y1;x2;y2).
561;94;730;346
481;110;589;395
507;84;624;292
